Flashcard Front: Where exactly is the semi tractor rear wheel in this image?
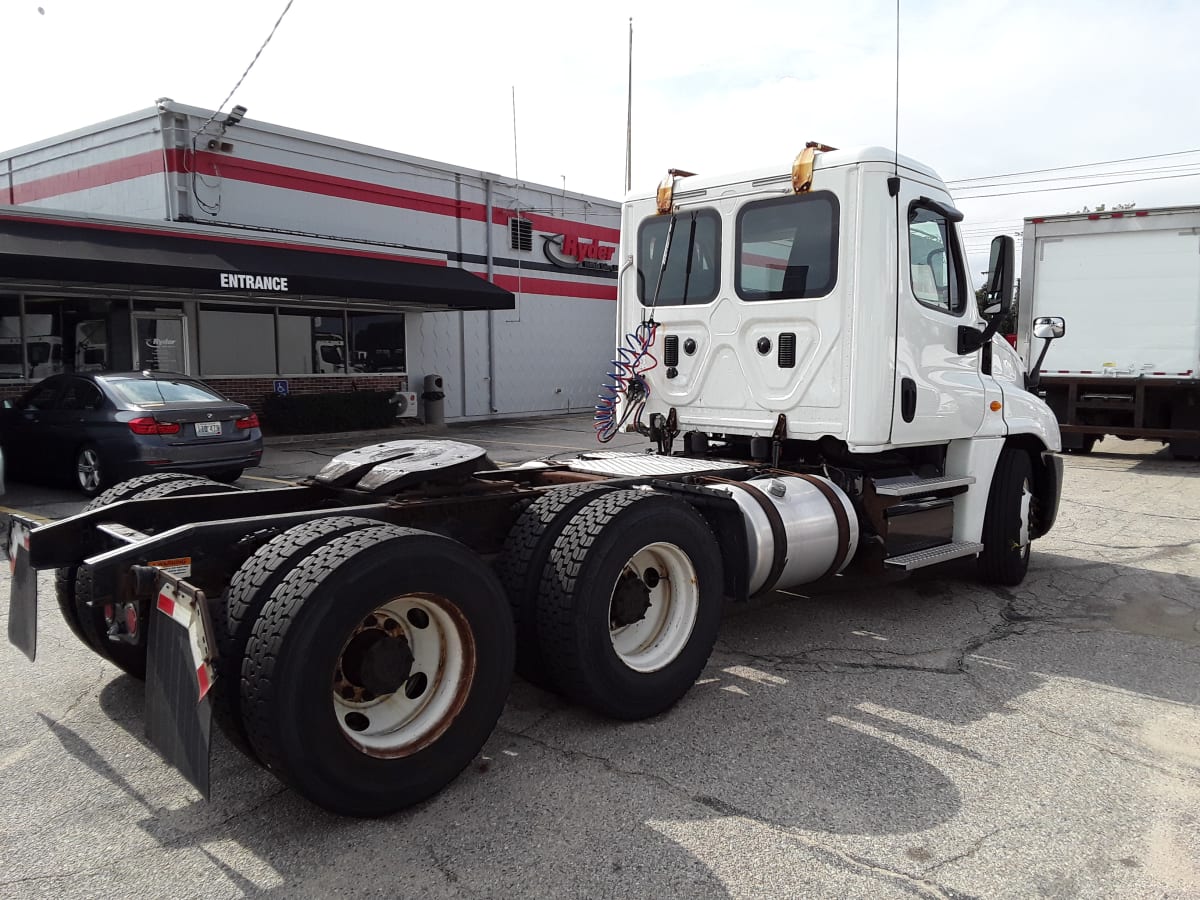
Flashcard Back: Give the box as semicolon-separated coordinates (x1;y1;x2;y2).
217;515;383;757
535;490;723;721
56;475;242;678
496;483;616;687
53;472;201;648
240;526;514;816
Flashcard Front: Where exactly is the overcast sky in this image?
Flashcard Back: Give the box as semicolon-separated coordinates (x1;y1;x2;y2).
6;0;1200;281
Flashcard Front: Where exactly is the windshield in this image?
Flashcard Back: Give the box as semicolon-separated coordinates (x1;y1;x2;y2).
104;377;225;405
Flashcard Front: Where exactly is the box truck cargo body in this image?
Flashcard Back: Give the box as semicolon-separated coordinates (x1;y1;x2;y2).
1017;207;1200;457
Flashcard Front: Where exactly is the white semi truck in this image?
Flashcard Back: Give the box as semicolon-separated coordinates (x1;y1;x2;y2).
1016;205;1200;458
7;144;1066;816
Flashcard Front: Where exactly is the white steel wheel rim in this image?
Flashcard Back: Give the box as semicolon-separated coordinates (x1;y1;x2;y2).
1018;476;1033;553
77;449;101;492
332;593;475;758
608;541;699;674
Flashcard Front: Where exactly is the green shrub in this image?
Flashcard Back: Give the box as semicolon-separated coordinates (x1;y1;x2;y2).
261;390;397;435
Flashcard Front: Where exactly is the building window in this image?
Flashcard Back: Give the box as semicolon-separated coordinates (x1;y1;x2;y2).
510;217;533;252
278;308;346;374
198;306;273;375
349;312;405;373
2;296;115;380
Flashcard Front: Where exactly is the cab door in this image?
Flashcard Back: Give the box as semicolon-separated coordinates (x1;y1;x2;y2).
890;184;986;445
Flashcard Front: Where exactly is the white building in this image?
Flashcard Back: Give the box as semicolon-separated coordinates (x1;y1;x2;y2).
0;100;620;420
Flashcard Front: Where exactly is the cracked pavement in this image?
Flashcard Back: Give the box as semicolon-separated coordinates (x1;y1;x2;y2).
1;422;1198;899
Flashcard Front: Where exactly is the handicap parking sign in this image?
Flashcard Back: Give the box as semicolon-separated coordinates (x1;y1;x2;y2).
273;379;289;396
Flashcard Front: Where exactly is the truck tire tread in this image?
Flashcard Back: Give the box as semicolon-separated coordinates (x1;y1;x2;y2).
216;515;383;757
535;489;723;720
978;447;1034;586
240;525;514;815
496;483;616;687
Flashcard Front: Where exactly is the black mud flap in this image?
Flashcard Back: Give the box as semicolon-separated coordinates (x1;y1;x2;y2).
145;574;217;798
6;516;38;662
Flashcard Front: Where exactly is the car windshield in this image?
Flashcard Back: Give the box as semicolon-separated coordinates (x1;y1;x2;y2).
105;377;225;405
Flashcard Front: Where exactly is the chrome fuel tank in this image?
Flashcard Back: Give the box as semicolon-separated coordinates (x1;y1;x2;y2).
710;475;859;595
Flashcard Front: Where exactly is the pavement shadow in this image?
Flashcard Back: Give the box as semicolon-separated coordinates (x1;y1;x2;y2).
34;547;1197;896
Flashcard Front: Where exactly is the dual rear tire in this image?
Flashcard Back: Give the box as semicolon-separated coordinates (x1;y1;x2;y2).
501;488;725;721
224;522;514;816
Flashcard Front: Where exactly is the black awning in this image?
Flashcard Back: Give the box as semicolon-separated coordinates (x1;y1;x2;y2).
0;211;514;310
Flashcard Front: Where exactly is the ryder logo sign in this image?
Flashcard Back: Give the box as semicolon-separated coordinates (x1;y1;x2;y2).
219;273;290;292
543;233;618;273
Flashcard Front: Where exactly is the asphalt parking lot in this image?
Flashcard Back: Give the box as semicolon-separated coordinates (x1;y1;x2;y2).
1;417;1198;899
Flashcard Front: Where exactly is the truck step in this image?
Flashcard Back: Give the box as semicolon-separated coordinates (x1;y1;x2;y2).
874;474;975;497
884;541;983;571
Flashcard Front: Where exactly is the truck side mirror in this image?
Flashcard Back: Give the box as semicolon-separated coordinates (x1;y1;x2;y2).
1027;316;1067;391
985;235;1015;315
1033;316;1065;340
958;233;1017;355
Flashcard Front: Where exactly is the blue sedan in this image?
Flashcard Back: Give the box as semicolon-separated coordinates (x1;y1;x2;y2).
1;371;264;495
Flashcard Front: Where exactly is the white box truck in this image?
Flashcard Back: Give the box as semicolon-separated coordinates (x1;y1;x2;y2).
1017;206;1200;458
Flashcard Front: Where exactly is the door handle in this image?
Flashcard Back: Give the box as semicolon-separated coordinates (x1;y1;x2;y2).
900;378;917;423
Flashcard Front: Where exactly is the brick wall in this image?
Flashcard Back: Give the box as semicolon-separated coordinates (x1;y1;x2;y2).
201;375;409;413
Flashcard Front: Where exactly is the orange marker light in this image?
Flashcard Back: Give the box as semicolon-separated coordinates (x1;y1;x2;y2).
990;401;1003;412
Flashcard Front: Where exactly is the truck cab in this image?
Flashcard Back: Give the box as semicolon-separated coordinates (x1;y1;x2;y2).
605;144;1063;579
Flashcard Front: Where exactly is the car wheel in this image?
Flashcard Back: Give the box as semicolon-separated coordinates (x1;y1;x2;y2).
74;444;105;496
214;468;245;484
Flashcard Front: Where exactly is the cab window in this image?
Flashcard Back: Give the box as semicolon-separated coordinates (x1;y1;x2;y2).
908;205;965;313
736;192;839;301
637;209;721;306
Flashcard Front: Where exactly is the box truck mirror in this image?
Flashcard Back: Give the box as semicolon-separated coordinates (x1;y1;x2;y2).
1033;316;1066;340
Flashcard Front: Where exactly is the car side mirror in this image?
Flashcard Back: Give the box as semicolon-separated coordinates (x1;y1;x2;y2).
1033;316;1065;340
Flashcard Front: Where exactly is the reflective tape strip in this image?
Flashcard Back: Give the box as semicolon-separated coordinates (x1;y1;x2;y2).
156;582;216;702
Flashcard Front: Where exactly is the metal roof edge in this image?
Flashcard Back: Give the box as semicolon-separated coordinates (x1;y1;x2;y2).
0;105;161;159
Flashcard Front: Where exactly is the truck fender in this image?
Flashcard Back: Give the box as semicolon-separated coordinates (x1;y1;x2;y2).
651;482;751;602
1000;384;1063;452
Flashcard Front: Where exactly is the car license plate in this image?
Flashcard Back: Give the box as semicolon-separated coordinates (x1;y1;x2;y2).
195;421;222;437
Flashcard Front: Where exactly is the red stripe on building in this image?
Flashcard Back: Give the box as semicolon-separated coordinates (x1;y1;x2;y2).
0;210;447;267
179;149;621;243
8;148;620;244
492;273;617;301
11;150;167;203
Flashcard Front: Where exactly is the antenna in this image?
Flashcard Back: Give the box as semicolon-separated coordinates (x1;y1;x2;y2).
888;0;901;197
512;86;519;181
625;18;634;194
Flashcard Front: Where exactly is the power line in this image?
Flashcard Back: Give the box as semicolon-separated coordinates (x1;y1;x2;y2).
949;160;1200;192
955;170;1200;200
946;147;1200;185
195;0;296;137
